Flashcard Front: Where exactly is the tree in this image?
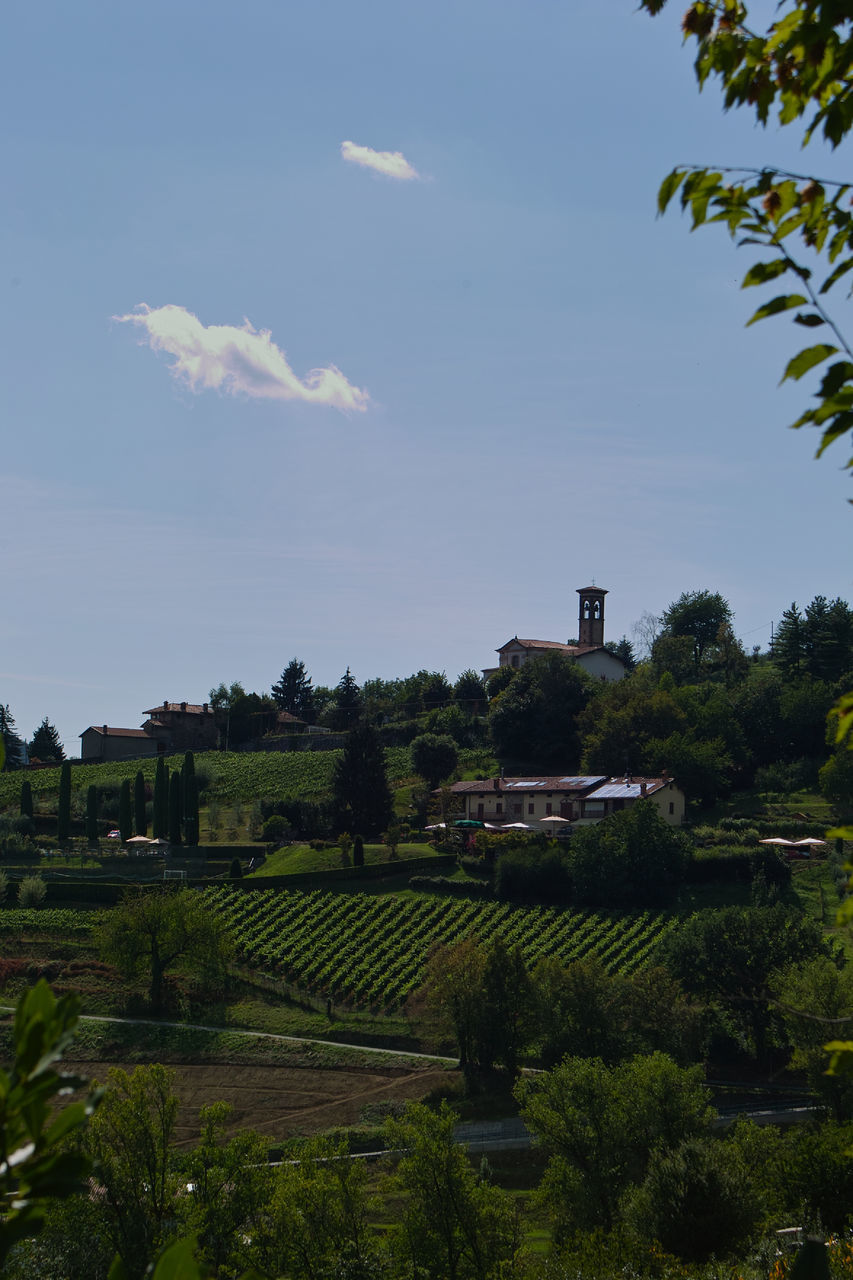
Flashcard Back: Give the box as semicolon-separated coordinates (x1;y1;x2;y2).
773;603;807;678
567;799;689;908
182;752;199;846
84;1064;179;1279
96;888;233;1012
643;1;853;481
488;650;595;772
19;778;32;819
56;760;71;841
271;657;316;721
384;1102;521;1280
0;704;25;770
119;779;132;844
153;758;168;839
134;771;147;838
658;903;832;1059
774;956;853;1119
332;721;392;837
411;732;459;790
422;938;488;1071
516;1051;713;1236
327;667;362;731
27;717;64;763
85;784;99;844
167;769;182;846
657;591;733;675
454;668;487;715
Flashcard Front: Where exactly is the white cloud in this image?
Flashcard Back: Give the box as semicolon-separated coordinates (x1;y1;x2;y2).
114;304;369;412
340;140;419;181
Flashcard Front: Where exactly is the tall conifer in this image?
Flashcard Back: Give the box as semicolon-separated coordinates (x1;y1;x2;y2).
57;760;71;841
19;778;33;819
86;785;99;843
153;758;168;838
134;771;147;837
168;770;183;845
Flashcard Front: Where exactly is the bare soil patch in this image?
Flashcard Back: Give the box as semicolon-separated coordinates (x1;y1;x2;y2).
74;1059;457;1145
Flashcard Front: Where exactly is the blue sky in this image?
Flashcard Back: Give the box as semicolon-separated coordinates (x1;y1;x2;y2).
2;0;851;754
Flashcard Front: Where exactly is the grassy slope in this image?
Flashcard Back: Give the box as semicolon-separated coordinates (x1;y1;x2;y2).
251;842;445;876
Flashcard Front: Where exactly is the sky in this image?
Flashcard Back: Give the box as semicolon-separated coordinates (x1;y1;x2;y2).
2;1;851;755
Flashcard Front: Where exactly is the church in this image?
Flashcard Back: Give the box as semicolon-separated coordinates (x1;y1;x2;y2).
483;585;627;684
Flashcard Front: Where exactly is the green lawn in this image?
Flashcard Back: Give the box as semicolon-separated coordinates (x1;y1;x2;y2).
249;841;441;876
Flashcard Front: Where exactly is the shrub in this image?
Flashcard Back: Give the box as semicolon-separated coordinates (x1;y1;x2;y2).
353;835;365;868
495;845;571;904
262;815;290;845
0;869;7;903
18;875;47;907
229;858;243;879
0;831;40;858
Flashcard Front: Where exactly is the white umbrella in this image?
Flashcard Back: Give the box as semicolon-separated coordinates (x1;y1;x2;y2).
425;823;447;831
758;837;797;846
483;823;503;830
539;815;571;826
126;835;152;844
792;837;828;847
502;822;534;831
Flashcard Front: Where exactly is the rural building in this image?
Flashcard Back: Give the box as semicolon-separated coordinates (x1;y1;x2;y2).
141;701;219;754
80;698;218;762
449;774;686;826
79;725;159;763
483;585;627;684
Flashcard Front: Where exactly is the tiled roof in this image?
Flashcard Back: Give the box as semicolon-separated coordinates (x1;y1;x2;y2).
81;726;152;739
142;703;211;716
277;711;306;725
496;638;602;656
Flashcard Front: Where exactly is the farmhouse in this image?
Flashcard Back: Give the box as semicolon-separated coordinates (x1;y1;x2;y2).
449;774;686;826
80;699;218;762
483;585;627;684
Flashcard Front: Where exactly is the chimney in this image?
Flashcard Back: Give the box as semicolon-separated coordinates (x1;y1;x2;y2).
102;724;107;735
181;701;187;712
203;702;208;713
640;782;647;796
493;777;500;792
163;700;168;710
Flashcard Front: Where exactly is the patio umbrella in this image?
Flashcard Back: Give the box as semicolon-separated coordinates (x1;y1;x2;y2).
502;822;533;831
792;837;828;847
539;815;571;826
758;837;797;846
455;819;485;829
126;836;152;844
424;823;446;831
483;823;502;831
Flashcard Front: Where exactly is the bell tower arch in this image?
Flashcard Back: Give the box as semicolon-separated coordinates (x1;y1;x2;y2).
577;585;607;647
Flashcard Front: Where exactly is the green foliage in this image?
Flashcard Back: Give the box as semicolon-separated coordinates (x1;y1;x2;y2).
271;656;316;721
19;779;32;820
85;784;99;843
384;1102;521;1279
153;758;168;840
657;590;734;674
489;650;595;772
773;956;853;1118
352;833;364;866
27;717;64;763
84;1064;179;1278
410;732;459;789
326;666;362;731
56;760;71;841
0;981;101;1266
517;1051;713;1235
133;771;147;840
118;778;132;844
0;705;24;771
17;875;47;908
332;722;393;838
568;800;689;908
182;753;198;846
262;813;290;845
97;888;234;1012
206;885;679;1011
454;667;487;714
643;0;853;477
659;903;832;1058
167;769;182;846
626;1135;761;1262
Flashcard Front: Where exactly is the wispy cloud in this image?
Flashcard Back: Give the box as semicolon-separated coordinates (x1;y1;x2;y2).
340;140;419;181
114;304;369;411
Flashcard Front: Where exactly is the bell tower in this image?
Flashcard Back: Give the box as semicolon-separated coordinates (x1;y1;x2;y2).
577;585;607;647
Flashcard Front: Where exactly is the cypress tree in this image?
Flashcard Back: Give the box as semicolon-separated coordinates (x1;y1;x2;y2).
57;760;71;841
134;770;147;837
153;758;168;838
353;834;365;867
19;778;33;819
168;769;183;845
86;785;99;843
183;770;199;847
119;779;132;844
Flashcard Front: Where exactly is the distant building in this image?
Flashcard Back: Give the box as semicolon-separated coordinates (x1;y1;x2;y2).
483;586;626;685
449;773;686;826
80;699;218;762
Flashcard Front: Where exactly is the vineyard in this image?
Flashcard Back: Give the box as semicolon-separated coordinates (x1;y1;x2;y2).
0;908;98;935
0;746;419;809
204;886;680;1010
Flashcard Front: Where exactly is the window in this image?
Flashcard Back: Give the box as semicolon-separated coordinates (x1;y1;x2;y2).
511;654;519;668
496;803;503;814
528;802;534;815
545;802;552;815
669;802;675;815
